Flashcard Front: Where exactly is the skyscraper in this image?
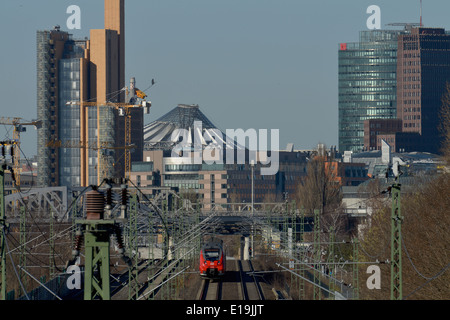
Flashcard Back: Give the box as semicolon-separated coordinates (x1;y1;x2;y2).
36;27;90;187
338;29;405;153
360;27;450;154
37;0;143;187
396;27;450;154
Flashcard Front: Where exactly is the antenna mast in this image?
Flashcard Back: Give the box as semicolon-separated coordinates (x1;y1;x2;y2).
420;0;423;27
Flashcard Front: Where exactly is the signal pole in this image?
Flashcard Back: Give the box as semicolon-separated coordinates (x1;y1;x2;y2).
390;179;403;300
387;157;404;300
313;209;321;300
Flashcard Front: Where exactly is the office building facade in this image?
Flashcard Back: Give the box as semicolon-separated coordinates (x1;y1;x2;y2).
396;27;450;154
360;27;450;154
37;0;143;187
339;30;404;153
36;28;90;187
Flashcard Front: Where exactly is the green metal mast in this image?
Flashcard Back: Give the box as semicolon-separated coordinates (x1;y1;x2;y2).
19;205;27;296
82;220;113;300
390;180;403;300
128;193;139;300
313;209;321;300
328;226;335;294
352;237;359;300
74;186;128;300
299;207;305;300
49;209;55;279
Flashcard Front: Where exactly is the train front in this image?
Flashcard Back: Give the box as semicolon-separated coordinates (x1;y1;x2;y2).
199;245;225;279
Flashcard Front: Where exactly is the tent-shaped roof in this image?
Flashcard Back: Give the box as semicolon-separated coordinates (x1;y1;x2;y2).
144;104;241;151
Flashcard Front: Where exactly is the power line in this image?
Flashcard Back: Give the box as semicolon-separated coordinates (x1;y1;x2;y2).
3;229;29;300
403;262;450;300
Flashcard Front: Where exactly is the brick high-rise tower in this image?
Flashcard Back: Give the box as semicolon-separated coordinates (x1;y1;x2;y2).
396;27;450;154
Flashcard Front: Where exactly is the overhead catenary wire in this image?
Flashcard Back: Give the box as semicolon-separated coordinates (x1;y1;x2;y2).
3;229;30;300
401;233;447;281
17;265;62;300
403;262;450;300
3;143;73;274
12;188;67;273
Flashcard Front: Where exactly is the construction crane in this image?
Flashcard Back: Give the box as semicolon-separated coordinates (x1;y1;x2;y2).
66;99;150;182
0;117;41;191
46;139;137;184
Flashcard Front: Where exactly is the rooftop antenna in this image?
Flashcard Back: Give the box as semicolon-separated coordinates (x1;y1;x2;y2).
420;0;423;27
386;22;420;32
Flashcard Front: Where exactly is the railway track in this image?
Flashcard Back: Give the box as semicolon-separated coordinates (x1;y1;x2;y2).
238;260;265;300
198;279;222;300
111;258;181;300
197;259;264;300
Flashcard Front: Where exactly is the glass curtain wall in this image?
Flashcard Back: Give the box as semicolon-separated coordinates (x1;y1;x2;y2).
338;30;404;152
58;58;81;187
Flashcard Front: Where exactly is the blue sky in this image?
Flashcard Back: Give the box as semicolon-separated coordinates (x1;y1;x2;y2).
1;0;450;158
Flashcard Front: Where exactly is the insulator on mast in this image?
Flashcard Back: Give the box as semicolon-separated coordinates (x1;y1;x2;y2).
120;184;128;219
72;229;83;258
85;189;105;220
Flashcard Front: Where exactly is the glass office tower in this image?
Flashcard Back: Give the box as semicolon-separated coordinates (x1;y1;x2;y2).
58;58;82;187
338;30;404;153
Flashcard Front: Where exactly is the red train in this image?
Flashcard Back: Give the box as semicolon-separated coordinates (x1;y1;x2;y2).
199;237;226;279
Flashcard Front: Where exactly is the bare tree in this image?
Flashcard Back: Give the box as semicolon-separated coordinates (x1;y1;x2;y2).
359;174;450;300
296;156;341;211
439;81;450;163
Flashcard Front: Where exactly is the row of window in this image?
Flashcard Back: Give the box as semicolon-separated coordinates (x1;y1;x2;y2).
339;87;396;95
402;91;421;97
199;174;227;180
201;184;227;190
404;115;421;120
341;94;397;102
403;60;420;66
403;84;421;89
339;72;397;80
339;65;397;73
403;68;420;74
340;80;396;87
165;164;202;172
403;107;421;113
403;53;420;58
339;58;397;65
340;50;397;58
135;175;153;181
165;182;201;189
402;100;420;105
